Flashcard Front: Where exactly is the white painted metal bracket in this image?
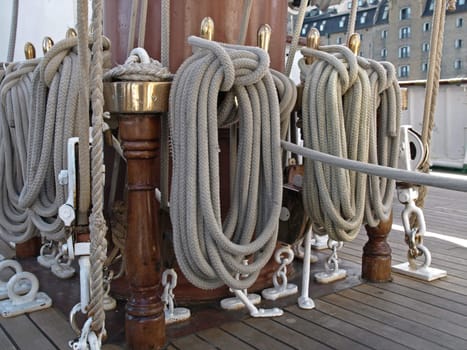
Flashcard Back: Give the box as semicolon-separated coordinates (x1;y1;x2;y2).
0;259;30;300
262;245;298;301
297;229;315;309
315;240;347;284
0;271;52;317
161;269;190;324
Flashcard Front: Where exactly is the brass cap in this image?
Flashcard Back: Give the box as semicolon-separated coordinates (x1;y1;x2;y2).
347;33;361;56
257;24;272;52
103;81;171;114
42;36;54;54
305;28;320;65
200;17;215;41
24;42;36;59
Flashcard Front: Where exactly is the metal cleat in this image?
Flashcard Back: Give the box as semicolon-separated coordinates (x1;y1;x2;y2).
161;269;190;324
0;259;30;300
220;260;261;311
51;250;76;279
392;186;447;281
315;240;347;284
262;245;298;300
37;240;59;268
0;271;52;317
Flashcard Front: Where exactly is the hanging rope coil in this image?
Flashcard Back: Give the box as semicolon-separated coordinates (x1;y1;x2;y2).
0;59;41;243
170;36;283;290
364;59;401;227
300;45;371;242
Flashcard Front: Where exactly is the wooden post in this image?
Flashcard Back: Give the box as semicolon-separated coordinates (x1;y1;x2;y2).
362;212;393;282
104;82;170;350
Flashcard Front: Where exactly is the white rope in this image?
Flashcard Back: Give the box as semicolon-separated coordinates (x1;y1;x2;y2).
170;36;282;290
285;0;309;77
300;45;371;242
364;59;401;227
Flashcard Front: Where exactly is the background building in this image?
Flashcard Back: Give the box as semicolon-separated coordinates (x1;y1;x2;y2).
296;0;467;80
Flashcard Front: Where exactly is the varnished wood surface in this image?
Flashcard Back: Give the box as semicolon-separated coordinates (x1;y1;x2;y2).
0;186;465;349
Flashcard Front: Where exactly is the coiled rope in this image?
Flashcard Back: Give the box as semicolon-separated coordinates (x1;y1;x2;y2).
364;59;401;227
169;36;283;290
300;45;371;242
0;59;41;243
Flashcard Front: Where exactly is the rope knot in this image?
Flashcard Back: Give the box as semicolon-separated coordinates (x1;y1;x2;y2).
187;36;270;90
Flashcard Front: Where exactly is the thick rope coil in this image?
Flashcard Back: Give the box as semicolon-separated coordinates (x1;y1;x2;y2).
170;36;282;290
300;45;371;242
364;59;401;227
0;60;41;243
88;0;107;335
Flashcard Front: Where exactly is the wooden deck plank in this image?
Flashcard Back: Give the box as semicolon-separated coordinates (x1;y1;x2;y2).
366;280;467;316
196;327;255;350
170;334;217;350
286;304;406;350
28;308;77;350
312;299;444;350
0;324;16;350
354;283;467;327
245;316;334;350
391;275;467;306
0;314;57;350
221;320;295;350
323;292;461;350
334;289;467;349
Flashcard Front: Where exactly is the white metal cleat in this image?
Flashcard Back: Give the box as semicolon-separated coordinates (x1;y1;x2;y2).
314;240;347;284
0;271;52;317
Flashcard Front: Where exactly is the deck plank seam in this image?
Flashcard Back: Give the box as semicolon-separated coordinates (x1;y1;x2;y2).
26;313;62;350
0;322;20;350
334;289;467;346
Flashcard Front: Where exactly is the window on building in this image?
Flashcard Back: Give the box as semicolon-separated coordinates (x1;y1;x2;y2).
422;42;430;52
423;22;431;32
399;46;410;58
399;26;411;39
455;39;463;48
319;20;326;32
459;0;465;5
429;1;434;10
337;36;343;44
421;62;428;72
400;7;411;20
348;2;352;9
399;65;410;78
457;18;464;28
454;59;463;70
339;17;345;28
301;24;309;36
360;12;368;24
381;48;387;58
382;5;389;20
381;30;388;39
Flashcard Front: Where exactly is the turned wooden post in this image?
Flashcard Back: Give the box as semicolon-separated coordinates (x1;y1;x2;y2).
104;82;170;350
362;212;393;282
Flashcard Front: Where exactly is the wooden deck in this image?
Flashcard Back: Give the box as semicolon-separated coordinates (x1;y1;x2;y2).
0;184;466;349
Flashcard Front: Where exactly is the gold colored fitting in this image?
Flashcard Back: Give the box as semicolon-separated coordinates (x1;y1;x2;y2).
24;42;36;59
400;88;408;111
42;36;54;54
305;28;320;65
66;28;77;38
200;17;215;40
257;24;272;52
103;81;171;114
348;33;361;56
